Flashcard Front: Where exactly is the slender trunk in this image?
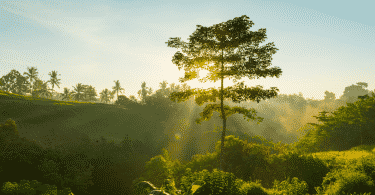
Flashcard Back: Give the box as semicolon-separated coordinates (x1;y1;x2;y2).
219;49;227;172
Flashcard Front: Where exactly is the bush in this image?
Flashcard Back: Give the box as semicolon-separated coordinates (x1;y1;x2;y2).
1;179;73;195
239;180;269;195
179;168;244;195
323;169;374;195
160;178;179;195
271;177;308;195
266;151;329;194
350;145;375;153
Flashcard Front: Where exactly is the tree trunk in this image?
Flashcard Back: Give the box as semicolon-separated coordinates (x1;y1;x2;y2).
219;49;227;172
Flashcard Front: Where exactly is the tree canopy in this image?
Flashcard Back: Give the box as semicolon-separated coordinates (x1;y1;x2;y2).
166;15;282;171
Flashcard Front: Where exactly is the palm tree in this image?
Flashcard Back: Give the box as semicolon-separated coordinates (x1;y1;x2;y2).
109;90;116;104
71;83;86;101
61;87;73;101
47;70;62;99
99;88;111;104
23;66;39;94
112;80;125;102
32;78;52;98
80;84;90;101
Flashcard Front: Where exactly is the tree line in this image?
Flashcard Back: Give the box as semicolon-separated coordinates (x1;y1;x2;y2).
0;67;191;105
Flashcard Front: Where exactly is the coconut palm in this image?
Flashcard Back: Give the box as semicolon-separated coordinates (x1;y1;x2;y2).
112;80;125;102
99;88;111;104
47;70;62;99
71;83;86;101
23;66;39;94
61;87;73;101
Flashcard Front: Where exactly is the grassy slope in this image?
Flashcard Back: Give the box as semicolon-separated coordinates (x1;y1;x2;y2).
1;90;375;195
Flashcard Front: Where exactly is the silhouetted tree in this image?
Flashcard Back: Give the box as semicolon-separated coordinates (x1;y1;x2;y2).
47;70;62;99
32;78;53;98
155;80;170;98
23;66;39;94
99;88;111;104
0;69;30;95
84;85;98;102
166;15;281;171
109;90;116;104
71;83;86;101
61;87;73;101
339;82;372;104
323;91;335;103
112;80;125;101
137;81;153;105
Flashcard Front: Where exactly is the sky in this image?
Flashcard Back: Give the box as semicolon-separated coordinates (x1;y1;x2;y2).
1;0;374;102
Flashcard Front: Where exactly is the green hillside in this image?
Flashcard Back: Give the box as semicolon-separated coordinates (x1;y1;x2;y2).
1;89;375;195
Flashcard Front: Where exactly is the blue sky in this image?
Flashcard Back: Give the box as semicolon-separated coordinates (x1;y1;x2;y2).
1;0;374;101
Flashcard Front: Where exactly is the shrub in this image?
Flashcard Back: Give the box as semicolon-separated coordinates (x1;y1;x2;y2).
271;177;308;195
160;178;179;195
239;180;269;195
266;150;330;194
142;154;174;188
350;145;375;153
179;168;244;195
323;169;375;195
1;179;73;195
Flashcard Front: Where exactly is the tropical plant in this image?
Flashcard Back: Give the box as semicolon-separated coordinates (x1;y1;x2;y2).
32;78;53;98
71;83;86;101
166;15;281;171
155;80;170;98
109;90;116;104
47;70;62;99
112;80;125;101
61;87;73;101
99;88;111;104
137;81;153;105
23;66;39;94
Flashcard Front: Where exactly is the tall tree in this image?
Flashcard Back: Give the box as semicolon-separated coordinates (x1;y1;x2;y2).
99;88;111;104
71;83;86;101
137;81;153;105
112;80;125;102
47;70;62;99
166;15;281;171
23;66;39;94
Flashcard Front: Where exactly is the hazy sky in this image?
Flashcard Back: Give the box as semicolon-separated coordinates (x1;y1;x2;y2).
1;0;374;101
